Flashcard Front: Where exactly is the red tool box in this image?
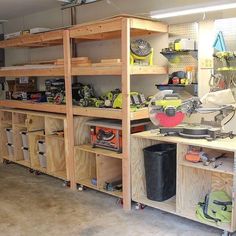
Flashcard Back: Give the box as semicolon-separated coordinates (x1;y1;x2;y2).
86;119;149;153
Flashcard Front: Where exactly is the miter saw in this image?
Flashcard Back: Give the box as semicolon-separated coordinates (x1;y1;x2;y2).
149;90;236;141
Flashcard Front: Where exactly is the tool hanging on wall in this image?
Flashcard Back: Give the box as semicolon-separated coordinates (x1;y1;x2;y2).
130;39;153;66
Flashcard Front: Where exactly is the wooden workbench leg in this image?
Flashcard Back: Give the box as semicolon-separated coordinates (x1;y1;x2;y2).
121;18;131;211
63;30;76;190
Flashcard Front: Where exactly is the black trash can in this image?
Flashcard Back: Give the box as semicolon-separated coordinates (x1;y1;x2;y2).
143;143;176;202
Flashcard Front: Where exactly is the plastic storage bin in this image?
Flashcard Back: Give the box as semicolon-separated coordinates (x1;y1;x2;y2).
5;128;13;144
7;143;14;157
38;152;47;168
37;140;46;153
22;147;30;161
143;143;176;202
20;131;28;148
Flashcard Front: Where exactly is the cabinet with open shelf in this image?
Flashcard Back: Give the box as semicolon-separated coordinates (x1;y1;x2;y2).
131;130;236;233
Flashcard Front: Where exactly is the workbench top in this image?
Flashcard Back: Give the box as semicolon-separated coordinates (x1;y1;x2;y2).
132;130;236;152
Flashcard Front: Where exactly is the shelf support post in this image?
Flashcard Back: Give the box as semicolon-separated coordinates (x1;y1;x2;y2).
121;18;131;210
63;30;76;190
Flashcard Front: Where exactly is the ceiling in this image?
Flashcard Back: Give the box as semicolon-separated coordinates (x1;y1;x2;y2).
0;0;60;20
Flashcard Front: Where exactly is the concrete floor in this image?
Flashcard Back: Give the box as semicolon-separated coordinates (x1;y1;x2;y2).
0;163;224;236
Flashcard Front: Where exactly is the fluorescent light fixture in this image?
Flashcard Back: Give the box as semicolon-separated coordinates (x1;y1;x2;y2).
151;2;236;19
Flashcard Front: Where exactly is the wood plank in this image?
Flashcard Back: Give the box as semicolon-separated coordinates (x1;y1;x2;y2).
0;66;64;77
73;107;122;119
0;100;66;114
130;108;149;121
121;18;131;211
76;144;123;159
63;30;76;190
72;65;122;75
132;130;236;152
70;18;122;39
0;30;64;48
130;66;167;75
130;18;168;33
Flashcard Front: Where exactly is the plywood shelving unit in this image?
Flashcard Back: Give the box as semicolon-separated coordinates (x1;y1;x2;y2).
68;16;168;210
0;15;168;210
0;109;68;181
131;130;236;233
0;29;76;188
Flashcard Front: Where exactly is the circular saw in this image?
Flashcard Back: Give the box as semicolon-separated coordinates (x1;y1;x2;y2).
149;90;186;127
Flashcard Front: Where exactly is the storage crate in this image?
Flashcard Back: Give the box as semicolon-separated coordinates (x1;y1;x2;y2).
7;143;14;157
5;128;13;144
22;147;30;161
38;152;47;168
20;131;28;148
37;140;46;153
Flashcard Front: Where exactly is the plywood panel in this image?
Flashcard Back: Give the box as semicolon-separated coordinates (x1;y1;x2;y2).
96;154;122;189
13;125;27;161
45;117;64;135
46;136;65;173
74;147;96;182
0;125;12;159
13;112;27;125
73;116;92;146
27;115;45;132
29;131;45;169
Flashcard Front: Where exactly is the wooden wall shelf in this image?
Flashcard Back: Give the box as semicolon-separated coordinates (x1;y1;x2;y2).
75;144;123;159
0;30;64;48
0;101;66;114
0;65;64;77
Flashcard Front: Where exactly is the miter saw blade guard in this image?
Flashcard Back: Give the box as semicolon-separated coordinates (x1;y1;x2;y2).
149;91;185;127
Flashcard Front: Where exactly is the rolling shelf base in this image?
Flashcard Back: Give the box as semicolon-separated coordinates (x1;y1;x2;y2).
131;130;236;234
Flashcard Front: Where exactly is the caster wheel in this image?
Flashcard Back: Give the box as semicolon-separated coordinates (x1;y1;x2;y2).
3;159;11;165
62;181;70;187
29;169;34;174
222;232;231;236
77;185;84;191
34;171;41;176
116;198;123;206
135;203;146;210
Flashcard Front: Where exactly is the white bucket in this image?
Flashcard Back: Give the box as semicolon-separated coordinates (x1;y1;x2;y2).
37;140;46;153
20;131;28;148
38;152;47;168
5;128;13;144
22;147;30;161
7;143;14;157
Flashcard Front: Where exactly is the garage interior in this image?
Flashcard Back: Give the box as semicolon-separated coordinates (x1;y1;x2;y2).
1;1;236;236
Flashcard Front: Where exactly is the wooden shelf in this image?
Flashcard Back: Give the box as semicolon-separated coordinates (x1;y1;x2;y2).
78;178;123;198
70;16;168;40
130;66;167;75
0;29;64;48
0;100;66;114
131;108;149;120
73;107;122;119
72;65;122;76
75;144;123;159
133;195;176;214
73;106;149;120
180;158;234;176
46;134;64;140
71;65;167;76
0;65;64;77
